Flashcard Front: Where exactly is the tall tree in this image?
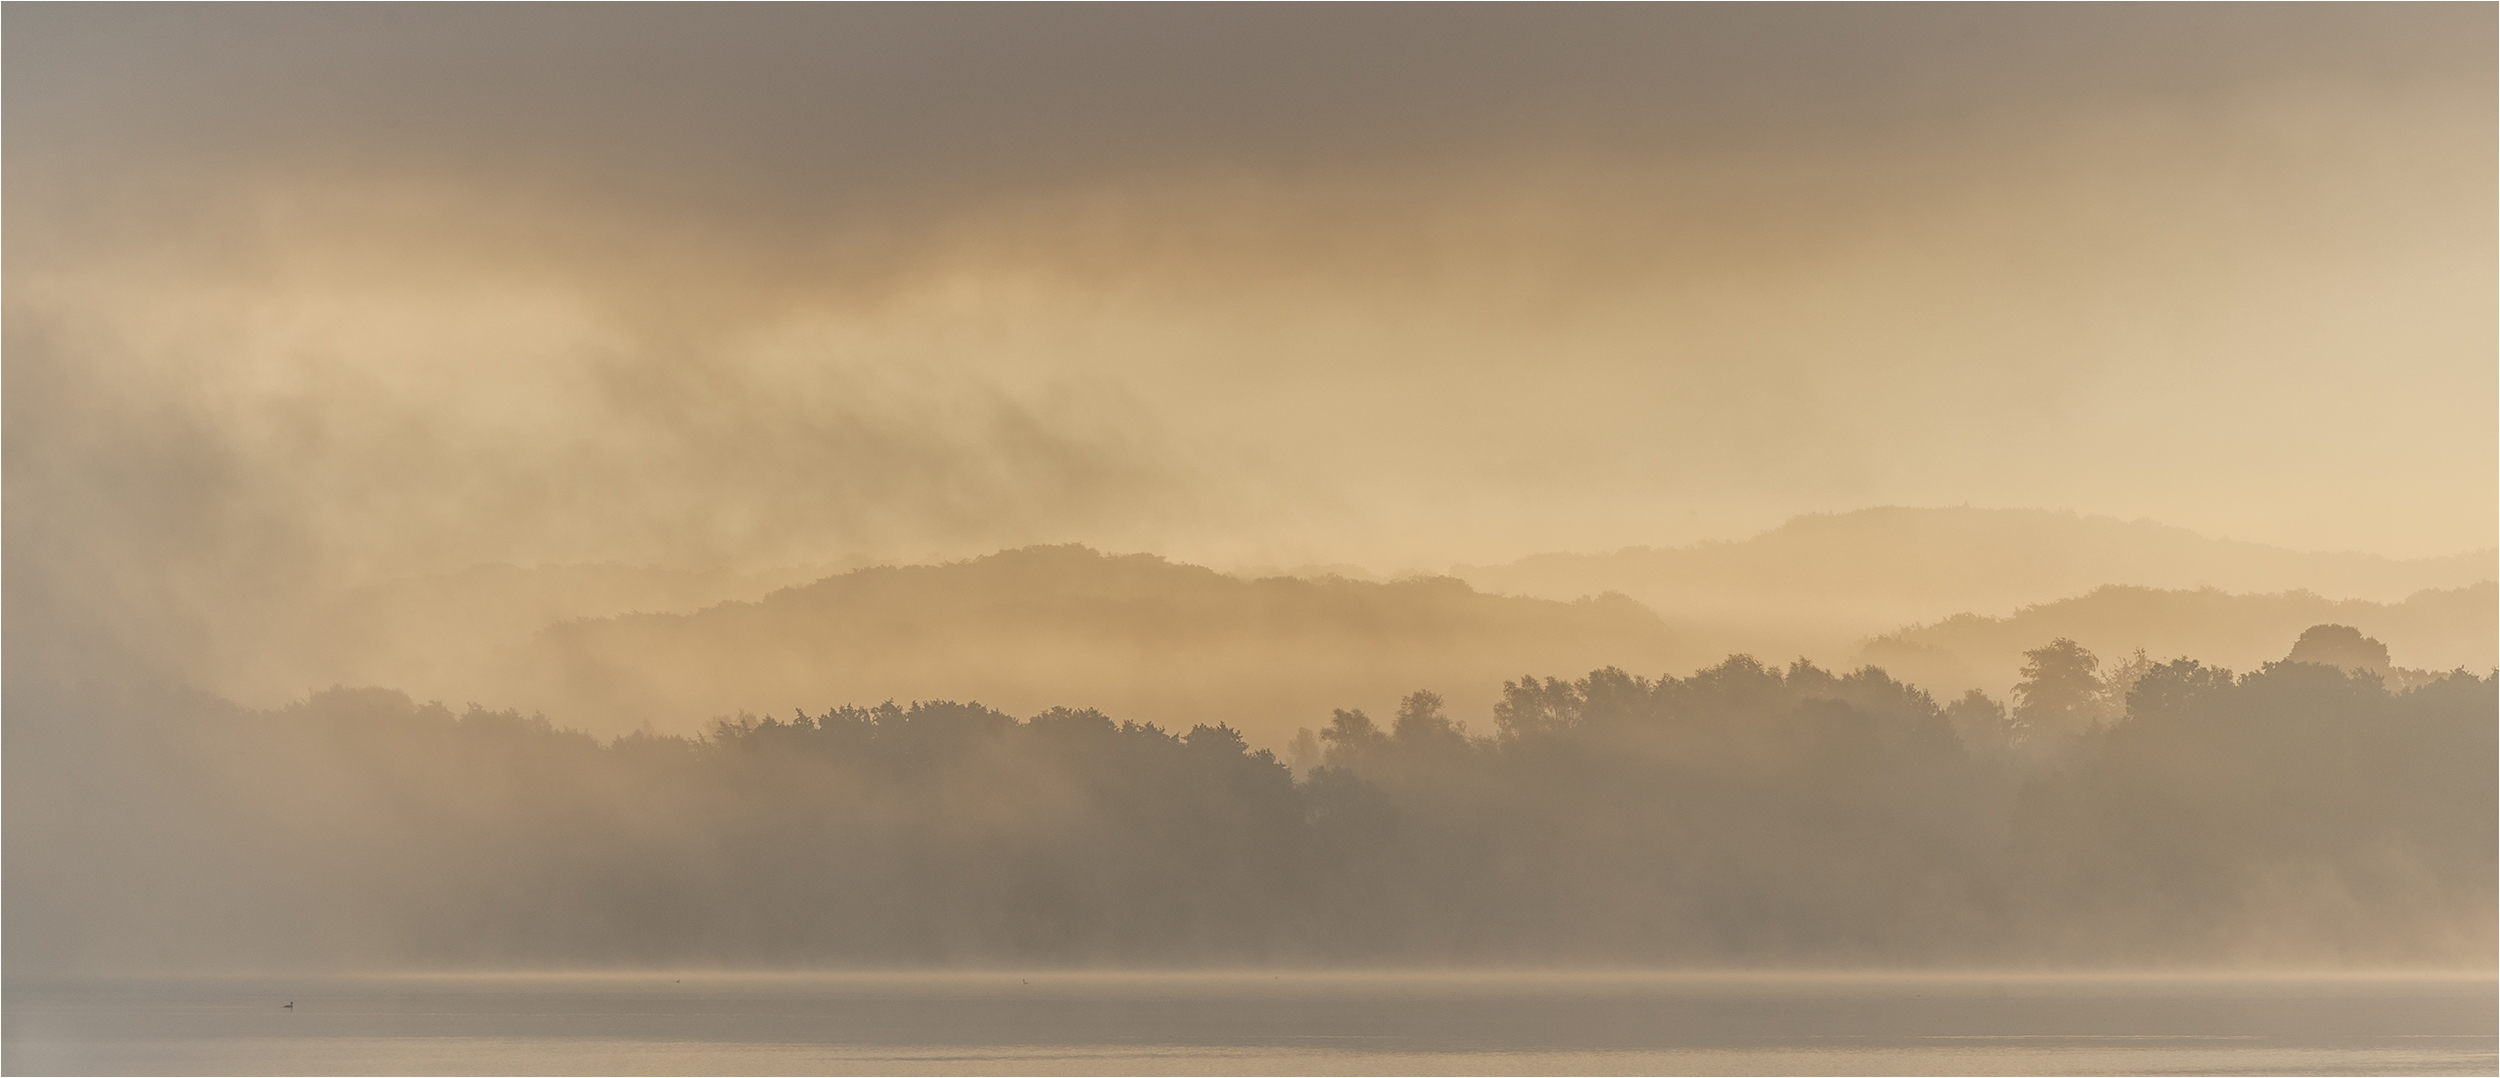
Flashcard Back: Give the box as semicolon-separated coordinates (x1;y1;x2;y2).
2014;637;2105;742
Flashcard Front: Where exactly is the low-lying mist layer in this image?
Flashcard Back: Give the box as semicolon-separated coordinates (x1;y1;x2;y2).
9;646;2488;972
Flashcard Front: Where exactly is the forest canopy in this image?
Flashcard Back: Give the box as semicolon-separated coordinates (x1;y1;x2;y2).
8;637;2489;972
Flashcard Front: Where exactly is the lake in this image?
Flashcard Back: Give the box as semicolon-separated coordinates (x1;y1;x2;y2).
6;970;2492;1075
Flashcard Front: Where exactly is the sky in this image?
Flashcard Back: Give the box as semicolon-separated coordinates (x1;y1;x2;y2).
7;5;2493;622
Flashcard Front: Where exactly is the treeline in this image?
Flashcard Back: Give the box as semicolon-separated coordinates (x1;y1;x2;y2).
5;642;2491;970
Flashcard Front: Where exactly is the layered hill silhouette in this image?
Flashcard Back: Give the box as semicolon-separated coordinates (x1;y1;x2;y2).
1863;582;2497;698
1453;507;2495;664
214;508;2495;746
496;545;1678;742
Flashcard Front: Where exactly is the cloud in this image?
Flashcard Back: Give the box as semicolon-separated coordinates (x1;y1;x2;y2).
4;7;2490;689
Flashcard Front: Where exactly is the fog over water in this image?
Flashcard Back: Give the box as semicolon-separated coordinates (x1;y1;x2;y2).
4;9;2495;1073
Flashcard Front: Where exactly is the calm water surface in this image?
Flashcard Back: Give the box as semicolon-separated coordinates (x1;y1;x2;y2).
6;970;2492;1075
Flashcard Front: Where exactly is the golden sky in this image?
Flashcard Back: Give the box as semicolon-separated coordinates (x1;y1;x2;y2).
8;6;2492;605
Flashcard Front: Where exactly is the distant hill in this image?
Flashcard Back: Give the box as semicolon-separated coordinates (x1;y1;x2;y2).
205;561;846;710
1453;507;2494;664
498;545;1679;743
207;508;2493;741
1862;582;2498;699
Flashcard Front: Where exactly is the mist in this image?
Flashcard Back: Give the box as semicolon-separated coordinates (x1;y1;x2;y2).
6;6;2494;988
12;647;2491;972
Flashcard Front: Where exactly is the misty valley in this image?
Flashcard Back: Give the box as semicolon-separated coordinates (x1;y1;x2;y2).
8;514;2496;1074
10;4;2497;1073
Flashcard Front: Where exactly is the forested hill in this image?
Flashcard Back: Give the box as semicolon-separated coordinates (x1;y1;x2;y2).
1454;508;2495;653
1863;582;2497;698
501;545;1679;741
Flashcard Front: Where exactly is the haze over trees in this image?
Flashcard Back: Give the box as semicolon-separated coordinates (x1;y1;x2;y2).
1865;582;2494;698
11;512;2486;975
5;3;2491;1008
9;629;2488;972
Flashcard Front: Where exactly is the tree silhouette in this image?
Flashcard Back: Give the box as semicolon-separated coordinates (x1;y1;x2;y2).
2285;623;2392;675
15;644;2489;969
2013;637;2105;742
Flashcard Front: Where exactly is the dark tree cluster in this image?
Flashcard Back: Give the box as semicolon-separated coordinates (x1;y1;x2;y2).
6;644;2490;970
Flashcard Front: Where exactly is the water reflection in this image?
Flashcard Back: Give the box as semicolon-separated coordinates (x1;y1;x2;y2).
7;971;2492;1075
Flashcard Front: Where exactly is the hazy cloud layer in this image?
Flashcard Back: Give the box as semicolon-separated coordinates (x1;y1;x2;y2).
7;7;2493;683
